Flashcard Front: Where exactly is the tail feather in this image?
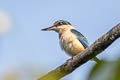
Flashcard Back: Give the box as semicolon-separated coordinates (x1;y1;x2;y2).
92;57;101;64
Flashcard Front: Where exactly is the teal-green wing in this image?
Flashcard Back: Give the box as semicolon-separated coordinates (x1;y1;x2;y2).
71;29;101;63
71;29;89;48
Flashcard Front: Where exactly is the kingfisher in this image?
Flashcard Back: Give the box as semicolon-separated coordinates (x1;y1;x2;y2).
41;20;100;63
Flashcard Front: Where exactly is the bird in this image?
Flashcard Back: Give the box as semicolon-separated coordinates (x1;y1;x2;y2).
41;20;100;63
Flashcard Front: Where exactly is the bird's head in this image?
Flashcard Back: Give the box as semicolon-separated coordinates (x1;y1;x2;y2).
41;20;74;33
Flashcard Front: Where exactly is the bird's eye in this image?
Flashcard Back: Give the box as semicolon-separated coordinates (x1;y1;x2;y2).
56;22;62;26
54;22;63;27
59;22;63;25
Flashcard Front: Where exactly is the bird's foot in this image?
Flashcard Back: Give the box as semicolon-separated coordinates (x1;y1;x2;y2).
66;57;73;62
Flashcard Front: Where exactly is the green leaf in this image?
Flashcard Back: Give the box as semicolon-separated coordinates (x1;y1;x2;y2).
89;59;120;80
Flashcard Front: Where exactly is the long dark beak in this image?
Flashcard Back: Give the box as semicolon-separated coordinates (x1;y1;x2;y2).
41;26;56;31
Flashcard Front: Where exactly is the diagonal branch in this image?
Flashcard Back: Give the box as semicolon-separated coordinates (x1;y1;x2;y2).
38;23;120;80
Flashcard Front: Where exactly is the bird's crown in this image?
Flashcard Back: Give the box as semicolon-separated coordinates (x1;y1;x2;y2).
53;20;71;27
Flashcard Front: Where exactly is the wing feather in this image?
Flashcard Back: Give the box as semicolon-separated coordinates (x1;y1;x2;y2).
71;29;89;48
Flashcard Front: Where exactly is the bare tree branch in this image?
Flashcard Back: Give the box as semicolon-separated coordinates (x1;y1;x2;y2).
38;23;120;80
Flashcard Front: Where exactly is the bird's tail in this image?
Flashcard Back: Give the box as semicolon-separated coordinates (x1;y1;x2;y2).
92;57;101;64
